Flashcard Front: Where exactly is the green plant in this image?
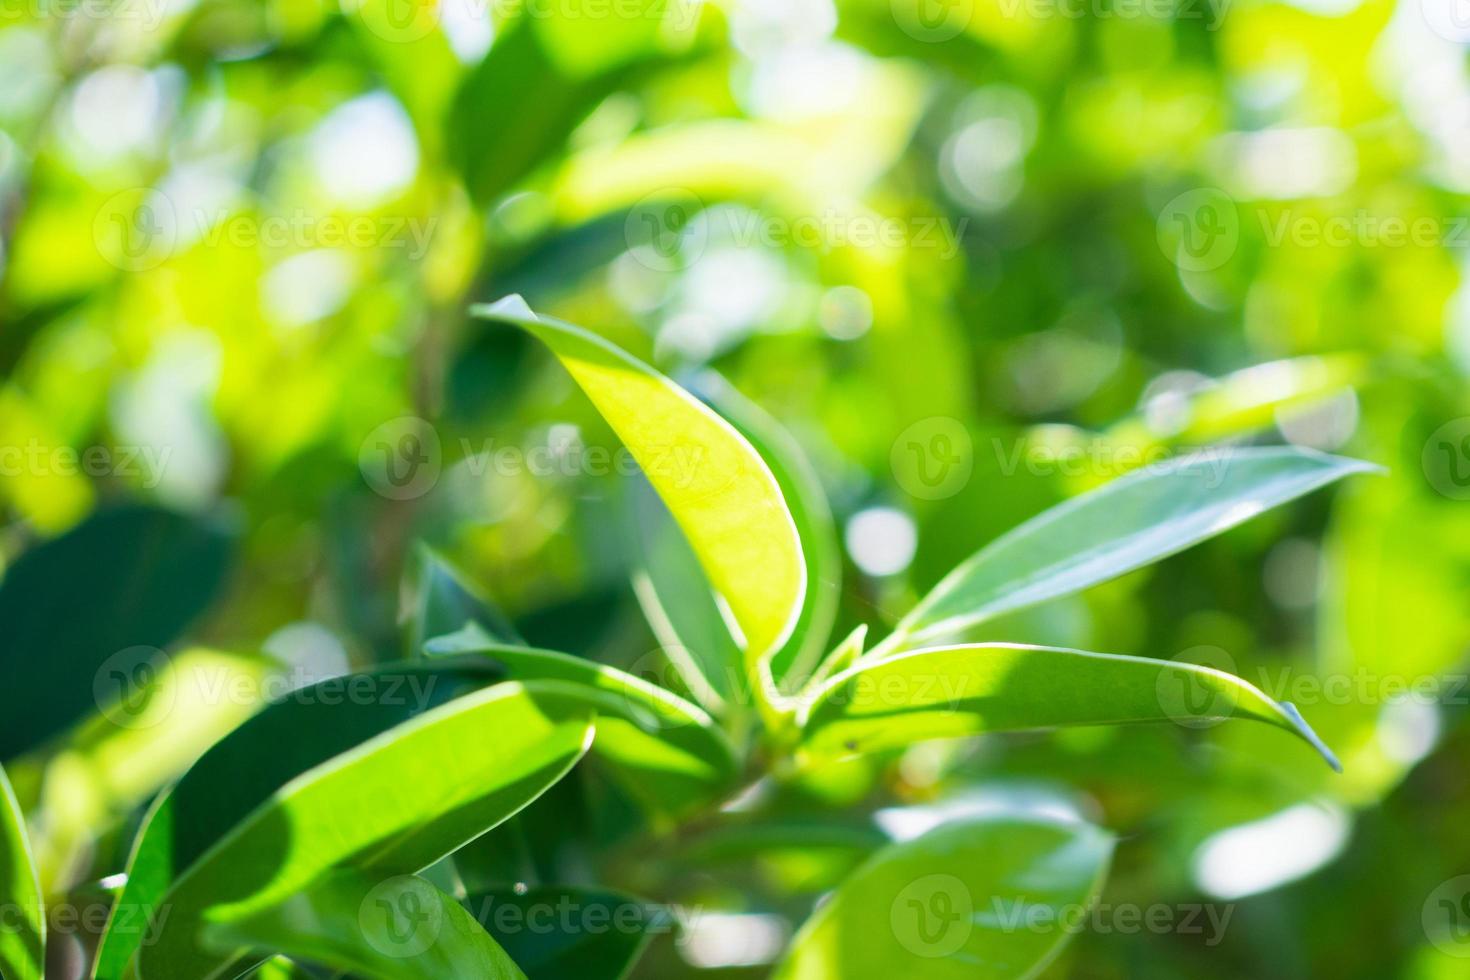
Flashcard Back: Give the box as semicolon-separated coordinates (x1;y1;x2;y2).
0;298;1375;980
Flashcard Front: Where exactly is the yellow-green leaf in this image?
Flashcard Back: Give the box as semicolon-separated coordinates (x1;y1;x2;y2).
0;762;44;980
472;297;806;703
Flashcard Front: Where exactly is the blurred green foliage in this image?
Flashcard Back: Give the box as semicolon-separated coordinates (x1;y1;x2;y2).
3;0;1470;977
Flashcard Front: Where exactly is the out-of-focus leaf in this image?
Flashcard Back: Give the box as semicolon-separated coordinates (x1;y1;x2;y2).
466;886;664;980
342;0;462;149
407;545;523;655
205;871;525;980
0;505;234;759
800;643;1341;770
22;648;272;890
874;448;1378;656
425;629;740;815
472;297;806;707
773;813;1114;979
449;11;670;207
1108;354;1367;448
134;680;594;979
0;762;44;980
91;661;517;979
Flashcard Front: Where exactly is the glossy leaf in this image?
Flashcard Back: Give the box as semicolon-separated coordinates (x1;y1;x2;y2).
425;628;740;815
134;680;594;978
205;871;526;980
466;886;665;980
773;813;1114;979
472;297;806;699
800;643;1340;770
0;505;234;758
24;648;272;893
695;372;841;693
92;662;507;980
877;448;1378;655
0;762;44;980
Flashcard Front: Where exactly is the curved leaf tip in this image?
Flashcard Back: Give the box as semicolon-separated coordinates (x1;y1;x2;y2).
471;295;807;709
1276;701;1342;773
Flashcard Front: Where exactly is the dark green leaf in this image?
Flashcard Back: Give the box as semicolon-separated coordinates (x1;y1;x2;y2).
205;871;526;980
774;814;1114;979
0;505;234;759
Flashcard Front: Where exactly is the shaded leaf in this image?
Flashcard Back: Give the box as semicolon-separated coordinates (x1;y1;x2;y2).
0;762;44;980
425;629;740;815
134;680;594;978
466;886;665;980
407;545;523;655
0;505;234;759
92;661;522;979
773;813;1113;980
206;871;525;980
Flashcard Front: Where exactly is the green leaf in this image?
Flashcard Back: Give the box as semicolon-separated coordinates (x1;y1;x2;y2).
629;477;743;712
773;813;1114;979
449;9;677;206
136;680;593;978
877;448;1378;655
93;662;507;980
471;297;806;707
695;372;841;693
23;648;272;894
465;886;665;980
204;871;526;980
0;504;234;759
0;762;44;980
425;629;740;815
408;545;524;655
241;956;317;979
799;643;1341;770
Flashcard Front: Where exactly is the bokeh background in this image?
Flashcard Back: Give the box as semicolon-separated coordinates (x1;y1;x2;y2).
2;0;1470;976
